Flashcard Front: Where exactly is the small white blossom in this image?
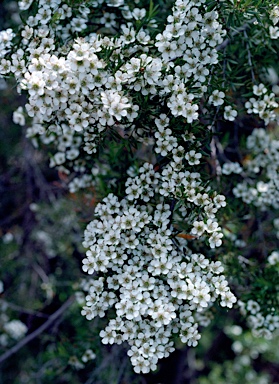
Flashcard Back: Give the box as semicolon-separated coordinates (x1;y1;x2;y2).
224;105;237;121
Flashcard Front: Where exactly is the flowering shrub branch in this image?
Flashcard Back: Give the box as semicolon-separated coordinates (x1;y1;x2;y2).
0;0;279;376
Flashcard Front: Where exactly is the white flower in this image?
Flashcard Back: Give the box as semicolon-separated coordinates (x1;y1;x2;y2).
269;26;279;39
13;106;25;126
247;300;260;314
253;83;267;96
267;251;279;265
205;219;219;233
209;90;225;106
132;8;146;20
4;320;28;340
107;0;124;6
220;291;237;308
185;150;202;165
209;231;223;248
224;105;237;121
191;221;206;236
270;6;279;25
18;0;33;10
81;349;96;363
213;194;226;208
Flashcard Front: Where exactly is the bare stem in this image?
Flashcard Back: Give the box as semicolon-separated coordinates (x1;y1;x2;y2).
244;30;256;83
217;18;256;51
0;300;49;319
0;296;75;365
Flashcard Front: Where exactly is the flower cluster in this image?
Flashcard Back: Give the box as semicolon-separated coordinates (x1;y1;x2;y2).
0;301;28;347
1;0;279;376
239;300;279;340
3;320;28;340
245;83;279;125
81;181;236;372
0;29;15;59
0;0;229;186
232;128;279;210
222;162;243;175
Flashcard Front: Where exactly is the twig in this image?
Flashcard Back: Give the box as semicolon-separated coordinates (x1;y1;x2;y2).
244;29;256;83
209;108;222;180
116;355;128;384
0;300;49;319
0;203;30;227
257;217;268;258
0;296;75;365
23;137;57;203
167;198;177;230
33;263;50;284
217;19;256;51
222;46;227;87
84;344;126;384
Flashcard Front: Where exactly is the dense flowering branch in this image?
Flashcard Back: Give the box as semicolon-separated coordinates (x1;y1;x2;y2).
0;0;279;375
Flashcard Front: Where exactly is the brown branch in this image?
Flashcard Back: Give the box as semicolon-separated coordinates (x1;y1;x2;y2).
0;296;75;365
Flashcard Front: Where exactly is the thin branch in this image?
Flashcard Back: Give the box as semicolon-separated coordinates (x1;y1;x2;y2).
0;203;30;227
209;107;222;180
244;29;256;83
210;136;222;180
167;198;177;230
116;356;128;384
33;263;50;284
84;344;126;384
217;18;256;51
23;137;57;203
0;300;49;319
0;296;75;365
256;217;268;258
